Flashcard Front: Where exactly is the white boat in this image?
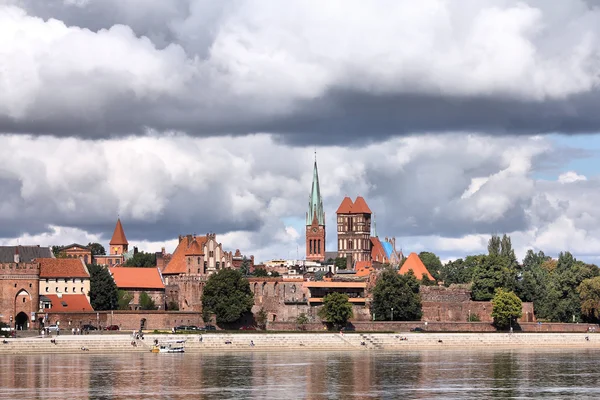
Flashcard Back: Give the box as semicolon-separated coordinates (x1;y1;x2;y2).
151;340;186;353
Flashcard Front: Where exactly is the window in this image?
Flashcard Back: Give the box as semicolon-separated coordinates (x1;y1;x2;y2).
73;288;76;292
23;297;26;303
72;278;75;283
29;283;32;288
216;262;220;269
81;288;84;292
45;287;49;292
209;251;214;258
45;279;49;283
14;283;16;288
65;287;68;292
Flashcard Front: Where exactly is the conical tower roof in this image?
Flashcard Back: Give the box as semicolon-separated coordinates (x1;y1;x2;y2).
306;158;325;225
109;218;128;245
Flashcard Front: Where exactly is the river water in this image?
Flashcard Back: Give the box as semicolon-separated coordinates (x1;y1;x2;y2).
1;348;600;399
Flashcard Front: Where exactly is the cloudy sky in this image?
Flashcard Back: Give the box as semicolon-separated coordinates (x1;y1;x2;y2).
2;0;600;263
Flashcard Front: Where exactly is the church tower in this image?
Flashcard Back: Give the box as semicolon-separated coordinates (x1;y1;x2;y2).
109;218;129;255
306;156;326;262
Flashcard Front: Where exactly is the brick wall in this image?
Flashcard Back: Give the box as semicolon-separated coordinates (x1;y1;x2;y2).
0;262;40;329
45;311;205;331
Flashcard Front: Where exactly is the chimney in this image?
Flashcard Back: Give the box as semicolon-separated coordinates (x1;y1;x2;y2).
14;247;20;264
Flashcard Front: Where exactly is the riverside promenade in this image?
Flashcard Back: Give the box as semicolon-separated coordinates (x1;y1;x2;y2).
1;332;599;354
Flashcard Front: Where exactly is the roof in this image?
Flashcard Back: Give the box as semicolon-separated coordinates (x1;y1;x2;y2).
0;246;53;263
163;235;208;275
381;241;394;259
43;294;93;312
306;159;325;226
185;240;203;256
304;281;366;288
336;197;354;214
109;218;128;245
370;237;387;263
38;258;90;278
354;261;374;277
352;196;372;214
110;267;165;289
399;252;434;280
60;243;90;251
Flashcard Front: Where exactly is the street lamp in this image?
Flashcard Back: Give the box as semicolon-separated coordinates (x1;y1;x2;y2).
391;308;394;321
468;309;471;322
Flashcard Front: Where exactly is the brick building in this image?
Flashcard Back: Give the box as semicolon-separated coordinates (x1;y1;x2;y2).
0;246;52;330
94;218;128;266
38;258;91;301
111;267;166;310
57;243;92;264
336;196;375;265
305;157;326;262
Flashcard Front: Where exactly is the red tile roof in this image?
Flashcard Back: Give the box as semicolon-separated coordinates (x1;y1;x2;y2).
399;252;434;280
43;294;93;312
110;218;128;245
352;196;372;214
370;237;388;263
163;235;208;275
336;197;354;214
110;267;165;289
185;240;203;256
38;258;90;279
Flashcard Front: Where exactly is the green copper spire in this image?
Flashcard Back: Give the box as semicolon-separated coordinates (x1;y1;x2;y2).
306;155;325;226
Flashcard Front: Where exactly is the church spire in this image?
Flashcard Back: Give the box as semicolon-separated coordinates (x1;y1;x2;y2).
306;156;325;226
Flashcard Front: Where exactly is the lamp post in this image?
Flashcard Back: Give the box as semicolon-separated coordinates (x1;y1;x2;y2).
468;309;471;322
391;308;394;321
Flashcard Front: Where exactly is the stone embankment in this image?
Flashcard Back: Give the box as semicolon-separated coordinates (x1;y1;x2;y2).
1;332;599;354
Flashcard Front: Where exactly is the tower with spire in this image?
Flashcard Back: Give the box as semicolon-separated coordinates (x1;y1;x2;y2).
109;218;129;255
305;154;326;262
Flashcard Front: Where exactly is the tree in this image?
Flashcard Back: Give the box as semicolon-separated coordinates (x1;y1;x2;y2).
578;277;600;322
517;250;550;303
167;301;180;311
491;289;522;329
139;291;158;310
471;255;515;301
296;313;310;330
117;290;133;310
439;256;479;286
421;273;435;286
253;268;269;277
418;252;442;281
201;269;254;324
318;292;353;329
51;245;66;258
88;264;118;311
256;308;268;330
371;269;422;321
240;257;251;276
488;234;501;257
88;242;106;256
314;271;326;281
123;251;156;267
334;257;347;270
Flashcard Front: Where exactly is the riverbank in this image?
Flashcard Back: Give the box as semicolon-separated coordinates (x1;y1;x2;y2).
1;332;599;354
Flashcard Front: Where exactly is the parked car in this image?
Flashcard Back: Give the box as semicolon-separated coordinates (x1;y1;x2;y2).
46;324;59;332
104;325;120;331
174;325;199;331
82;324;98;331
203;325;216;331
240;326;256;330
410;327;425;332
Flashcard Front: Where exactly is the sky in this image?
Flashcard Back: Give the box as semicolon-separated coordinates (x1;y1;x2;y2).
3;0;600;263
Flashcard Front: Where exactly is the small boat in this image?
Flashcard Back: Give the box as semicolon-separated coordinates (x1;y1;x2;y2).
151;340;186;353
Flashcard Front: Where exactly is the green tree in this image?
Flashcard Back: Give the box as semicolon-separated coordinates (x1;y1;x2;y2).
371;269;422;321
318;292;353;329
421;273;435;286
240;257;251;276
117;289;133;310
517;250;550;303
51;245;66;258
88;264;118;311
471;254;514;301
488;234;501;256
491;289;522;329
314;271;326;281
439;256;480;286
334;257;347;270
296;313;310;330
578;276;600;322
418;251;442;281
88;242;106;256
253;268;269;277
256;308;268;329
123;251;156;267
202;269;254;324
139;291;158;310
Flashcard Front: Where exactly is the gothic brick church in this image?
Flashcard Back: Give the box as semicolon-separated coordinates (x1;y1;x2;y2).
304;158;403;268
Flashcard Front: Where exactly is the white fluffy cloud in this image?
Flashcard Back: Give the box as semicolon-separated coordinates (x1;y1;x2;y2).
3;1;600;138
